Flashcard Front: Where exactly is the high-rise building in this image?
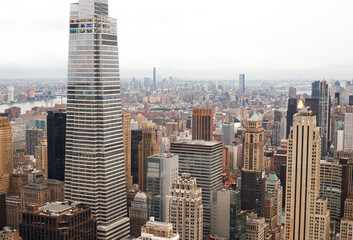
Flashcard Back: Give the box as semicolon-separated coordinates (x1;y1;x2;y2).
153;67;156;91
210;189;246;240
166;174;203;240
264;193;277;230
129;191;147;238
312;80;320;99
7;86;14;103
241;170;265;217
349;95;353;106
65;0;130;238
139;122;159;192
239;74;245;95
35;139;47;174
19;201;97;240
25;128;45;156
266;173;283;226
192;108;213;141
333;113;345;156
286;98;297;138
0;193;6;230
284;105;330;240
246;212;265;240
47;111;66;182
318;80;329;156
243;113;264;171
319;159;349;231
339;196;353;240
5;107;21;120
170;140;223;235
272;121;281;146
140;217;180;240
289;87;297;98
305;98;319;125
222;123;235;145
131;129;143;185
146;154;178;222
122;113;132;191
344;106;353;151
0;117;13;195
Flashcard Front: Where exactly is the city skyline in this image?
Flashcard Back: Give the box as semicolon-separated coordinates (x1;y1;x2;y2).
1;0;353;80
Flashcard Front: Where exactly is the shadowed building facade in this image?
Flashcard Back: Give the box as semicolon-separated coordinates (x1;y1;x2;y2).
192;108;213;141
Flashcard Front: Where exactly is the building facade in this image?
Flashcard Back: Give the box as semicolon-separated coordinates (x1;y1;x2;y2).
0;117;13;194
344;106;353;151
122;113;132;191
266;173;283;226
192;108;213;141
129;191;147;238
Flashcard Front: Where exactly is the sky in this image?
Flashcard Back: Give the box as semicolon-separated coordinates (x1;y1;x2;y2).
1;0;353;81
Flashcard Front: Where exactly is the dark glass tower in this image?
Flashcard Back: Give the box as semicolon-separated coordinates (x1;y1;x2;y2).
312;80;320;99
47;111;66;182
131;129;143;185
65;0;129;238
286;98;297;138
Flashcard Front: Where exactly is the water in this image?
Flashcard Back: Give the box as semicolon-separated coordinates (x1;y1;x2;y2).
0;97;67;114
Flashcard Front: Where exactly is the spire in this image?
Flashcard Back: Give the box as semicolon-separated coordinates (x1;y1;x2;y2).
297;96;304;110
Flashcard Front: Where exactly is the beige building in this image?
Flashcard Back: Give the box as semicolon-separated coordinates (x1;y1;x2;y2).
140;217;180;240
129;191;147;237
139;122;159;192
122;113;133;191
339;196;353;240
0;227;22;240
0;117;13;194
265;173;282;226
35;139;47;174
243;113;264;171
246;212;265;240
166;174;203;240
284;105;330;240
6;195;21;230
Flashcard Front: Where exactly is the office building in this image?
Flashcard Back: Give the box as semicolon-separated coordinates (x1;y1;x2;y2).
35;139;47;174
305;98;319;125
264;193;277;230
286;98;297;138
153;67;156;91
47;111;66;182
170;140;223;235
239;74;245;95
65;0;130;238
339;196;353;240
289;87;297;98
140;217;180;240
122;113;132;191
284;105;330;240
129;191;147;238
25;128;45;156
266;173;282;226
192;108;213;141
5;107;21;120
344;106;353;151
19;201;97;240
333;113;345;156
349;95;353;106
241;170;265;217
246;212;265;240
27;120;46;130
222;123;235;145
147;154;178;222
210;189;246;240
139;122;159;192
0;117;13;195
318;80;329;156
320;159;349;231
166;174;203;240
131;129;143;185
7;86;14;103
312;80;320;99
6;195;21;230
243;113;264;171
272;121;281;146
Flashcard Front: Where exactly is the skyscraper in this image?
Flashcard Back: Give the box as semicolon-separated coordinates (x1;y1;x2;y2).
122;113;132;191
239;74;245;95
153;67;156;91
318;80;329;157
7;86;14;103
311;80;320;99
222;122;235;145
166;174;203;240
0;117;13;195
192;108;213;141
286;98;297;139
241;170;265;217
129;192;147;238
243;113;264;171
25;128;46;156
35;139;47;174
131;129;143;185
284;105;330;240
47;111;66;182
170;140;223;235
65;0;129;238
344;106;353;151
266;173;283;226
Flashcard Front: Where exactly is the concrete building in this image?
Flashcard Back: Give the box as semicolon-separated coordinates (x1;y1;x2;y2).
6;195;21;230
7;86;14;103
344;106;353;151
239;74;245;95
166;174;203;240
266;173;282;226
35;139;47;174
129;192;147;238
19;201;96;240
123;113;133;191
0;117;13;195
243;113;264;171
210;189;246;240
340;196;353;240
246;212;265;240
192;108;213;141
318;80;330;156
284;105;330;240
241;170;265;217
11;122;26;149
25;128;46;156
5;107;21;120
147;154;178;222
222;123;235;145
140;217;179;240
170;140;223;235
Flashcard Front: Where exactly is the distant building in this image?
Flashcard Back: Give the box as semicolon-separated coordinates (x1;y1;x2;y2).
25;128;45;156
7;86;14;103
19;201;96;240
286;98;297;139
129;192;147;237
305;98;319;125
166;174;203;240
222;123;235;145
318;80;329;157
239;74;245;95
344;106;353;151
288;87;296;98
5;107;21;120
192;108;213;141
0;117;13;194
147;154;178;222
210;189;246;240
35;139;47;174
140;217;179;240
266;173;282;227
312;80;320;99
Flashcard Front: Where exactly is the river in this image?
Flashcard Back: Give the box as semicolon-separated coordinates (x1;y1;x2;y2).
0;97;67;114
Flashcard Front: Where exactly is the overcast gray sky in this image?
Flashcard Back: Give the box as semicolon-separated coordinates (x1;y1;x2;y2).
1;0;353;81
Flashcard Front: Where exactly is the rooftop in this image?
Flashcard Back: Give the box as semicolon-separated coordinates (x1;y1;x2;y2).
249;113;261;122
174;139;221;146
267;172;279;181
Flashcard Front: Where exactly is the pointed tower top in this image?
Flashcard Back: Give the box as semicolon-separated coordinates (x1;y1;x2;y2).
249;113;261;122
297;96;304;110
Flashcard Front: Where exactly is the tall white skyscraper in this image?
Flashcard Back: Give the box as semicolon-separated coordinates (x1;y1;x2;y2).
344;106;353;151
239;74;245;95
7;86;14;103
65;0;129;239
